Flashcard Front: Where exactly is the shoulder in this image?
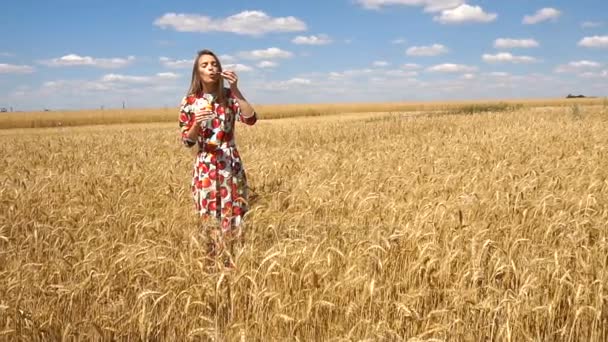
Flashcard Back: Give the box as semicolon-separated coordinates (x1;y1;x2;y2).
181;94;197;106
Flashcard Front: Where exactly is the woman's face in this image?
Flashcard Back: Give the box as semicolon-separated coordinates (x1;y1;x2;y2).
197;54;220;85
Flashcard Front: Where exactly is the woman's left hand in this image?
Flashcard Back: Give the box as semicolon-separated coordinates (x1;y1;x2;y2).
221;70;238;89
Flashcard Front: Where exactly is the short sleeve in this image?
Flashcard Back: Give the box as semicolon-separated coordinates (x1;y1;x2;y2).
178;96;197;148
229;90;257;126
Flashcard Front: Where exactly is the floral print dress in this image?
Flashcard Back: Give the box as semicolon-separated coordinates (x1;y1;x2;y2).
179;89;257;233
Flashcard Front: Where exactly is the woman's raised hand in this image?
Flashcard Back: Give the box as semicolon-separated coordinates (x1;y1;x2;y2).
221;70;238;89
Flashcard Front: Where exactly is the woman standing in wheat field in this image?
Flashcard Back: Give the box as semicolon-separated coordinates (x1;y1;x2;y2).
178;49;257;268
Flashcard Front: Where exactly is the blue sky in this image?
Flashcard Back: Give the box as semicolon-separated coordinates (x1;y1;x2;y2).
0;0;607;111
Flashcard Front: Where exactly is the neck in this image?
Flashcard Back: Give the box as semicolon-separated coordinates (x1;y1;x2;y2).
202;82;218;95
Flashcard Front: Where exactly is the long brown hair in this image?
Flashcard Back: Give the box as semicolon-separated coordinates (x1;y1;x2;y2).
187;49;225;105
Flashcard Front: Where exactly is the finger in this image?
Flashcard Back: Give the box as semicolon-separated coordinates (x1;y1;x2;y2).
199;112;214;119
222;70;237;79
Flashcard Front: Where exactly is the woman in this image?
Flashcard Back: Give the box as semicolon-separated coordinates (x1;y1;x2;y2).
178;49;257;267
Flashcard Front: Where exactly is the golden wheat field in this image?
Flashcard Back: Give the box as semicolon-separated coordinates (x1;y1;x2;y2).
1;104;608;341
0;97;604;129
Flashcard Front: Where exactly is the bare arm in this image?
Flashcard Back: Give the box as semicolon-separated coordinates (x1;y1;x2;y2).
185;120;201;141
221;70;257;121
230;87;256;118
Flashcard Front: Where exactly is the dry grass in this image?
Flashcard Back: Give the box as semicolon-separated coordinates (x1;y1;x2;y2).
0;97;604;129
1;105;607;340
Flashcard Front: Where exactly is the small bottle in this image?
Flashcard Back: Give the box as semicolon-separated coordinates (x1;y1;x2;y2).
195;96;215;127
205;102;217;150
202;96;218;150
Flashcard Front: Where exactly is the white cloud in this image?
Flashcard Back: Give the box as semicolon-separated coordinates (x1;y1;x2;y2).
332;68;375;78
326;68;392;81
523;8;561;25
406;44;448;56
578;36;608;48
326;67;417;80
433;4;497;24
555;60;602;73
41;54;135;68
40;72;183;96
328;72;344;79
168;54;238;67
0;63;35;74
20;62;604;110
239;47;293;60
355;68;377;75
569;61;602;68
385;69;418;78
99;72;182;84
427;63;477;73
219;54;237;64
10;87;30;98
160;57;191;69
391;38;407;44
101;74;152;83
30;75;184;111
154;11;307;36
401;63;422;70
482;53;538;64
42;80;113;92
260;77;313;91
286;78;311;85
257;61;278;68
223;63;254;72
581;21;603;28
292;34;332;45
488;72;509;77
156;72;180;79
580;70;608;78
373;60;390;67
494;38;539;49
357;0;465;12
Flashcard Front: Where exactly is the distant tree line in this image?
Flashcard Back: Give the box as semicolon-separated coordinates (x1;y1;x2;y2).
566;94;596;99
